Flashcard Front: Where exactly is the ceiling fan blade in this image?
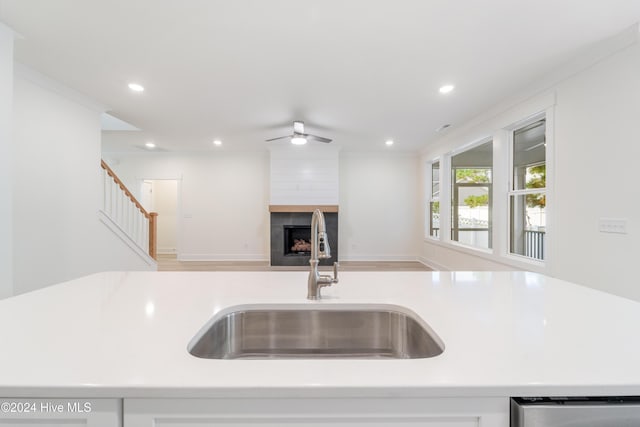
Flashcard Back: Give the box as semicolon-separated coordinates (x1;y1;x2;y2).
307;134;332;143
265;135;293;142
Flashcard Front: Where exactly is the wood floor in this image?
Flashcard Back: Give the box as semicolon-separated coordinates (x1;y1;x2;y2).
156;254;431;272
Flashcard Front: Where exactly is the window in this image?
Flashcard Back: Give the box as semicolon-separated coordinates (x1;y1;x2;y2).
509;119;546;260
424;105;552;269
429;160;440;238
450;141;493;249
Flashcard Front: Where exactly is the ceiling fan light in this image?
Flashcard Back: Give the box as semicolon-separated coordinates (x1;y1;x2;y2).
439;84;455;94
291;137;307;145
128;82;145;92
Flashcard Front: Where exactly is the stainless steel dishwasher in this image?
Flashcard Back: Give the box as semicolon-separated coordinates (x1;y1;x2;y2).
511;397;640;426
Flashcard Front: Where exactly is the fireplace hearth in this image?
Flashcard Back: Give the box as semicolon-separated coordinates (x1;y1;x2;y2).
270;209;338;267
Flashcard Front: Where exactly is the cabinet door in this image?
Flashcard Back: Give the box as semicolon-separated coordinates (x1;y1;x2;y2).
125;397;508;427
0;398;121;427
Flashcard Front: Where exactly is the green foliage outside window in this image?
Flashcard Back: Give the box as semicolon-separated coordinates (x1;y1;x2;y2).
525;165;546;208
455;168;491;183
464;194;489;208
455;168;491;208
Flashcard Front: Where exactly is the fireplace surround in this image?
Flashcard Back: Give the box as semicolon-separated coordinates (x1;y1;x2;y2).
269;206;338;267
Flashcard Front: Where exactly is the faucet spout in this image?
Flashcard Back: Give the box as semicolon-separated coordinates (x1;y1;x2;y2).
307;209;338;300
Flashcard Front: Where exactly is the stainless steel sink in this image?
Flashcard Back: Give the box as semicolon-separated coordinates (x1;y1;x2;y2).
188;305;444;359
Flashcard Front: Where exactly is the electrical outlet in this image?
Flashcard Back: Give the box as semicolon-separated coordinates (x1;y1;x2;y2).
598;218;627;234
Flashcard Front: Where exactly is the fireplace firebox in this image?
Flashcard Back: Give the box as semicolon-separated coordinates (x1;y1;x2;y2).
284;225;311;256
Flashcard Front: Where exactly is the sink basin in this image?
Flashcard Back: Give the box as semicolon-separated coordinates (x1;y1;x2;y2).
188;304;444;359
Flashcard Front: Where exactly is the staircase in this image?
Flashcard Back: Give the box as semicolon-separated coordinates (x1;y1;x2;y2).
100;160;158;262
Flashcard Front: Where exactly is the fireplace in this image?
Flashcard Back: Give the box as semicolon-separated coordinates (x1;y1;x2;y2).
270;208;338;267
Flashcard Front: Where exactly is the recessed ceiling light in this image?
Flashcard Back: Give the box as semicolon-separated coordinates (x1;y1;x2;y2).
213;139;222;146
145;142;156;148
439;84;455;94
128;83;145;92
291;137;307;145
385;139;394;146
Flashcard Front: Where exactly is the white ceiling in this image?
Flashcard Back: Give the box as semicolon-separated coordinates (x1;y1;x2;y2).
2;0;640;153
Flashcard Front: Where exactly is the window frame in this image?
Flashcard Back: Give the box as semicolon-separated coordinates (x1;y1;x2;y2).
506;113;548;265
427;158;441;240
422;101;554;273
449;138;494;251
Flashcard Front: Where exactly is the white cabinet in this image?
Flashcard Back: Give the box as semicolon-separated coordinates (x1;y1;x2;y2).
0;398;121;427
124;397;508;427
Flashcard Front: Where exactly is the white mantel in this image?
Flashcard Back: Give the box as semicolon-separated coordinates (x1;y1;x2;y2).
269;145;339;205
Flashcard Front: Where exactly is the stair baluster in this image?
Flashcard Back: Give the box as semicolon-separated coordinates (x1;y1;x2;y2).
100;160;158;260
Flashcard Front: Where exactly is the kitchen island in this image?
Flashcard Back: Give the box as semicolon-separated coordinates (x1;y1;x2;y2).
1;270;639;426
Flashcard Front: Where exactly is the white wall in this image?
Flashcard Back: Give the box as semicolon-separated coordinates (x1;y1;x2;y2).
270;145;339;205
339;152;420;261
12;68;154;295
105;150;421;262
551;41;640;300
0;23;14;298
150;180;178;254
104;152;270;261
420;241;517;272
420;32;640;300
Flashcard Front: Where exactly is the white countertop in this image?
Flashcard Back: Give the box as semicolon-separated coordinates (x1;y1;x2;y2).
1;270;640;398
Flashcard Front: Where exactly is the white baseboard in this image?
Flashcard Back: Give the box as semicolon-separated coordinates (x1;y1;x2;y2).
157;248;177;255
417;256;450;271
98;210;157;267
178;253;269;262
338;254;421;262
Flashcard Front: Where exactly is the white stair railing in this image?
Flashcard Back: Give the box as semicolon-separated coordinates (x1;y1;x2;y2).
101;160;157;259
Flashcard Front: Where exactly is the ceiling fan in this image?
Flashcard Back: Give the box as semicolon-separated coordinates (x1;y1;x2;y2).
265;121;332;145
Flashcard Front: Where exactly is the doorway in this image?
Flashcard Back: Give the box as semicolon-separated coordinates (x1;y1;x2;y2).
140;180;179;255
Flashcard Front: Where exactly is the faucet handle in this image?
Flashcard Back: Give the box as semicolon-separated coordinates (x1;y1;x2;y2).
332;262;339;283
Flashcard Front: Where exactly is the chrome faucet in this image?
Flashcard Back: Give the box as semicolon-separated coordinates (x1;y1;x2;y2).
307;209;338;299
